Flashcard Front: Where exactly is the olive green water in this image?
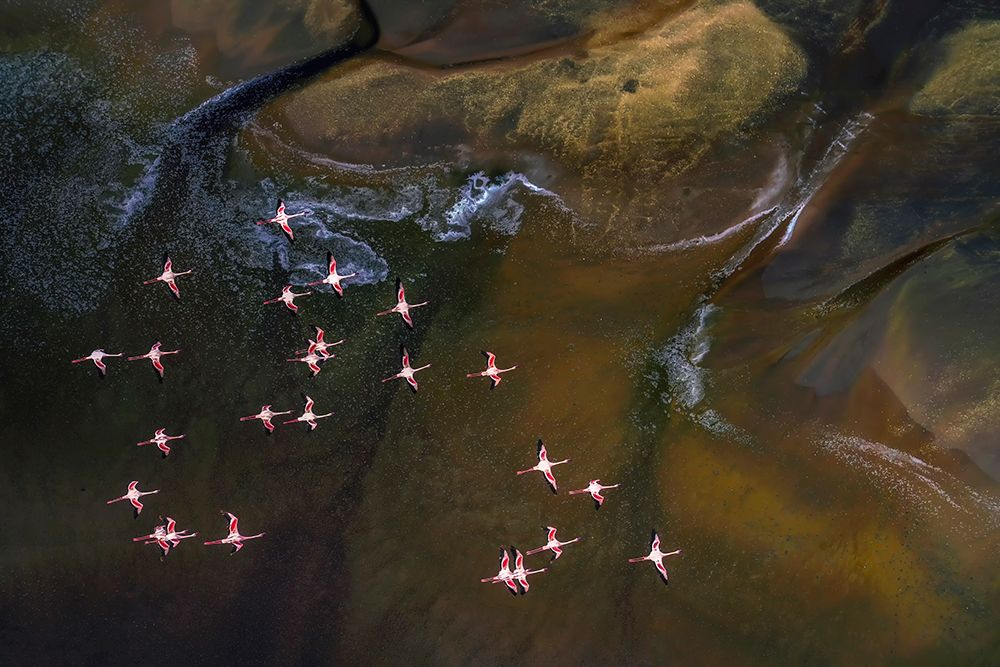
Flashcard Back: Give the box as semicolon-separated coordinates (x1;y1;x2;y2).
1;1;999;665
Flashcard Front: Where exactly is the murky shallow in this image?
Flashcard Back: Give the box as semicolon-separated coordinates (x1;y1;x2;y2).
1;1;998;664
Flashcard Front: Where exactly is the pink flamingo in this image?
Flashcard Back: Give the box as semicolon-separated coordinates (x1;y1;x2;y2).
510;546;546;594
106;481;159;516
135;517;196;556
133;523;168;554
257;199;308;241
516;440;569;494
127;342;180;378
568;479;620;509
480;546;519;595
264;284;311;314
466;351;516;389
204;512;265;554
283;395;331;431
295;325;344;359
628;530;681;584
72;349;123;376
375;278;428;329
136;428;185;457
142;255;192;300
382;345;430;392
526;526;581;560
307;251;356;297
287;342;327;377
240;404;292;433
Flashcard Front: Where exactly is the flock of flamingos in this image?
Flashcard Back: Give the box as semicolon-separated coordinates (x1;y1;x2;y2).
75;199;681;592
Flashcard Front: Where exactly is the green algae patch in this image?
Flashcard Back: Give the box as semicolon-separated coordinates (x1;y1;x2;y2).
911;22;1000;117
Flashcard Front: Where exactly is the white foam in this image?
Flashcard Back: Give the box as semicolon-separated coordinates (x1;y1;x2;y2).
719;112;874;278
819;433;1000;527
658;302;716;410
432;171;569;242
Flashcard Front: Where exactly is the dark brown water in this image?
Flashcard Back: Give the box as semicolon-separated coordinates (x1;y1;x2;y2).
2;1;999;664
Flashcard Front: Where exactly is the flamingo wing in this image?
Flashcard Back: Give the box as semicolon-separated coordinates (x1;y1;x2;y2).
654;559;669;583
543;468;558;492
227;513;239;536
396;278;405;303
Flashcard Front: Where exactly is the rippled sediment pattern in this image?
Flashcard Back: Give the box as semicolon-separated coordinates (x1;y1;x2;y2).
1;0;999;664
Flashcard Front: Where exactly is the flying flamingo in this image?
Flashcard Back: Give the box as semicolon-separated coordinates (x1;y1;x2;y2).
287;342;327;377
295;325;344;359
526;526;582;560
382;345;430;392
106;481;159;516
142;255;192;300
283;395;331;431
568;479;620;509
72;349;123;376
135;517;196;556
257;199;308;241
204;512;265;554
136;428;185;457
307;251;357;297
133;523;168;554
628;530;682;584
127;342;180;378
264;284;311;314
375;278;428;329
516;440;569;494
466;351;516;389
510;546;546;594
480;546;519;595
240;404;292;433
160;516;198;555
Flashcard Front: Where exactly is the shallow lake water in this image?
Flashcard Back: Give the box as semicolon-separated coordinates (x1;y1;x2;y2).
1;1;998;664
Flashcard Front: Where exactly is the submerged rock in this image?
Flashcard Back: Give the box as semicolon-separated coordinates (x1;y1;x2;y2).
911;21;1000;117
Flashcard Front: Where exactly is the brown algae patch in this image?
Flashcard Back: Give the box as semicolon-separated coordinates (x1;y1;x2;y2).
259;1;806;218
